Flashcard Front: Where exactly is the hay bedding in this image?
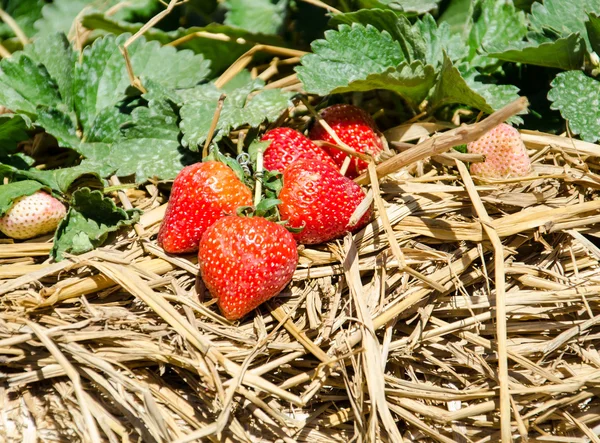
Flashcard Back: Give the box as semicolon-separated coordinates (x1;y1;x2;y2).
1;81;600;443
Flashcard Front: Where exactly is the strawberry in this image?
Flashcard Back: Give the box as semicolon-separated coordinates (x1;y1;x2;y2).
198;216;298;320
467;123;531;179
278;158;371;244
308;104;384;178
157;161;253;254
261;127;337;172
0;191;66;240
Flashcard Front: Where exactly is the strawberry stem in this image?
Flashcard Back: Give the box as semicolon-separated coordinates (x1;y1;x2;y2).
202;93;226;159
253;144;264;207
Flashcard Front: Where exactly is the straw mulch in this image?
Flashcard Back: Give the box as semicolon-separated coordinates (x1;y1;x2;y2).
2;95;600;443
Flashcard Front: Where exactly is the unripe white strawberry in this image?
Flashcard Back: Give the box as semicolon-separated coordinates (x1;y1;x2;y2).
0;191;66;239
467;123;531;179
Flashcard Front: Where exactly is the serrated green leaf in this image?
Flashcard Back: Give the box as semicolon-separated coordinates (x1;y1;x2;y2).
0;180;48;216
465;72;523;124
431;54;522;121
467;0;527;67
0;163;104;195
1;32;209;166
73;33;209;136
0;53;61;115
81;15;283;76
329;9;425;62
24;33;74;108
0;115;29;156
326;62;437;109
413;14;468;66
51;187;140;261
35;0;94;36
35;107;81;148
0;153;34;172
438;0;472;35
109;88;201;181
469;0;527;53
297;24;404;96
529;0;600;51
0;0;45;39
331;11;465;67
487;33;586;70
180;77;293;150
224;0;287;35
35;0;158;36
548;71;600;142
586;12;600;56
356;0;440;15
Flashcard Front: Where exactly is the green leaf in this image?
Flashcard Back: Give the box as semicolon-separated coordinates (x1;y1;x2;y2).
431;54;522;121
81;15;283;75
586;12;600;56
0;180;48;216
0;163;104;195
329;9;425;62
529;0;600;51
205;148;249;184
0;53;62;116
0;153;34;172
413;14;468;66
109;88;201;181
323;62;436;109
486;33;586;70
180;77;293;150
296;24;405;96
438;0;473;35
356;0;441;15
51;188;140;261
224;0;287;35
248;140;272;165
548;71;600;142
0;32;209;164
0;0;45;39
453;144;467;153
467;0;527;66
35;0;158;36
73;33;209;136
35;107;82;148
468;0;527;53
35;0;94;36
24;33;75;108
0;115;30;156
255;198;281;217
465;73;523;124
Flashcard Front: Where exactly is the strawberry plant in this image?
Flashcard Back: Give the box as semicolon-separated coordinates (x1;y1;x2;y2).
2;2;600;441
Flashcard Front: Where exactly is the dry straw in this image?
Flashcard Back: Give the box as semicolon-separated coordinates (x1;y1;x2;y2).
1;5;600;443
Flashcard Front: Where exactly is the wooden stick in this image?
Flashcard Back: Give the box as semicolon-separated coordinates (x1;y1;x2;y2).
354;97;529;185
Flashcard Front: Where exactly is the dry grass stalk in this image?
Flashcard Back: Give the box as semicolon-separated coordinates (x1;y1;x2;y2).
455;160;510;442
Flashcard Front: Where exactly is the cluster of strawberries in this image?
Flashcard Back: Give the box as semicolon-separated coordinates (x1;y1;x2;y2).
158;104;384;320
0;103;532;322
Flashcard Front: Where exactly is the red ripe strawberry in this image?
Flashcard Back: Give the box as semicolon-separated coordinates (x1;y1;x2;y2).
467;123;531;179
158;161;252;254
278;158;371;244
261;127;337;172
308;104;384;178
198;216;298;320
